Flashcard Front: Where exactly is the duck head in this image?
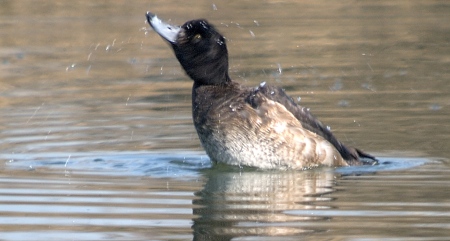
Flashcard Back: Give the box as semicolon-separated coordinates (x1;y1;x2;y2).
146;12;231;85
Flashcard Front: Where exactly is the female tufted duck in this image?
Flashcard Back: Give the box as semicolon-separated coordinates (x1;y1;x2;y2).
146;12;378;169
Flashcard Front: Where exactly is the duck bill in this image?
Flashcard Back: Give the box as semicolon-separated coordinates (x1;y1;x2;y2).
146;12;180;44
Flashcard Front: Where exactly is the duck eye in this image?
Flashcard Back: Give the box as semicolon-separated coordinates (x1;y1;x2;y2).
193;34;202;40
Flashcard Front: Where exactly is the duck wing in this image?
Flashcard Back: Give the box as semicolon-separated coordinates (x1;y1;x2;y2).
245;83;378;165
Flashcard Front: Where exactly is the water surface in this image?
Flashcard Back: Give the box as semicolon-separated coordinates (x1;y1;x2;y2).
1;0;449;240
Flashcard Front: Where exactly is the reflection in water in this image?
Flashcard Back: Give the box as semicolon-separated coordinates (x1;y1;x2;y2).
0;157;445;240
192;168;336;240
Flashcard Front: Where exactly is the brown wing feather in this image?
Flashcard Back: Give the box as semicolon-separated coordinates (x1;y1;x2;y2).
246;83;377;165
246;94;349;168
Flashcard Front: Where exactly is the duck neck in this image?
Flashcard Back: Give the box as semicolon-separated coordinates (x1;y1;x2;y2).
187;70;231;86
176;46;231;86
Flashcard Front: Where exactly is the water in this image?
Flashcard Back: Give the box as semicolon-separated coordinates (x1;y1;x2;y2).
1;0;449;240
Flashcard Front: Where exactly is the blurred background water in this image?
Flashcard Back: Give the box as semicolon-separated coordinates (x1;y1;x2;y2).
0;0;449;240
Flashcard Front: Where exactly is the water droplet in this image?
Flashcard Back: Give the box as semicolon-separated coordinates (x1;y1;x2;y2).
66;63;77;72
249;30;255;38
86;65;91;75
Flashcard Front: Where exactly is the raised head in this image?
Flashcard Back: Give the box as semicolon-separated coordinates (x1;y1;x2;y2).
146;12;230;85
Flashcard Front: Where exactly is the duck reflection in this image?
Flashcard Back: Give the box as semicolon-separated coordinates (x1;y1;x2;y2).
192;167;338;240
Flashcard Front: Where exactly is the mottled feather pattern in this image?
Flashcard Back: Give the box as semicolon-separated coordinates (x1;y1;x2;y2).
193;83;347;169
252;84;374;164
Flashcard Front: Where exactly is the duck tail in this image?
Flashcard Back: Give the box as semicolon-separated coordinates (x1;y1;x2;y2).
341;145;378;166
355;148;378;165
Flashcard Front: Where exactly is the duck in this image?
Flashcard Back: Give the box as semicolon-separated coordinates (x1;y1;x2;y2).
145;12;378;170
